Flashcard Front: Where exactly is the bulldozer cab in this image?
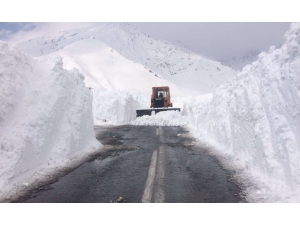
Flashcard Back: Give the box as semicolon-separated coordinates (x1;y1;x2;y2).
151;86;172;108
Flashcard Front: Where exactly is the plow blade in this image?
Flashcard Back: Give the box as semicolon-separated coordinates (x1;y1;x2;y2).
136;108;180;117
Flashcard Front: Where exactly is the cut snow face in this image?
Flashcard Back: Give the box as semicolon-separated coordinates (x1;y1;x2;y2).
183;23;300;202
0;41;100;200
130;110;188;126
93;89;148;125
16;23;236;96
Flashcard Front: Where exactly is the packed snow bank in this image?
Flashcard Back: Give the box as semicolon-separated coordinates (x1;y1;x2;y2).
0;42;100;200
183;23;300;202
93;89;148;125
130;110;188;126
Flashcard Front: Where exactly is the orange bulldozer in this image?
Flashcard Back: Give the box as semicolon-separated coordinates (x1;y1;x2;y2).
136;86;180;117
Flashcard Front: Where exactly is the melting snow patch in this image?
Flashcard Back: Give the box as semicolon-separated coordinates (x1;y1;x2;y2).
130;110;188;126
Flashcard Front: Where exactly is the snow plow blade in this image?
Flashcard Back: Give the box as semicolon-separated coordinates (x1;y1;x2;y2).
136;108;180;117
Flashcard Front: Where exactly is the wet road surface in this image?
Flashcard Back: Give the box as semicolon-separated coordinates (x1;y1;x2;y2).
17;125;243;203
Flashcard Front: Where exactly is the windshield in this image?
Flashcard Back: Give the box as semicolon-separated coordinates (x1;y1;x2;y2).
158;91;166;97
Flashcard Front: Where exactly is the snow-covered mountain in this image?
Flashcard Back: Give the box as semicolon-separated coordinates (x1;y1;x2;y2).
16;23;237;96
37;39;197;97
222;50;260;71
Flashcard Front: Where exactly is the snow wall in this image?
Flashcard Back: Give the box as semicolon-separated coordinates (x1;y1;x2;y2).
93;89;148;125
0;42;100;199
183;23;300;202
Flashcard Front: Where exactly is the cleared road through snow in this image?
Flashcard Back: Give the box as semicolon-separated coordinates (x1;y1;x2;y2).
17;125;243;203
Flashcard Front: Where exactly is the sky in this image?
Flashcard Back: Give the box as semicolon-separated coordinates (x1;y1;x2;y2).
130;22;292;61
0;22;292;62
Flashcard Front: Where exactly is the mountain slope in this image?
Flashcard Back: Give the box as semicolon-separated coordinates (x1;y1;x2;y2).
37;39;199;97
222;50;260;71
17;23;237;95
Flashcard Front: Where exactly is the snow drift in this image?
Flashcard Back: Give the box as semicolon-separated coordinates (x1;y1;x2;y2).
183;23;300;202
130;110;188;126
0;42;100;199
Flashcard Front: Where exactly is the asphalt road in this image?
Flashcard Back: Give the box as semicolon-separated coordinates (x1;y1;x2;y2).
17;125;243;203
